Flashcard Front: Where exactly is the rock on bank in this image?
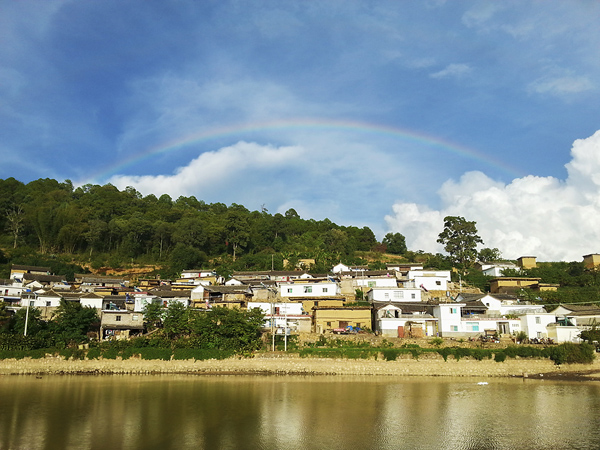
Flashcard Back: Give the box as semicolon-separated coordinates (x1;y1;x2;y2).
2;354;600;378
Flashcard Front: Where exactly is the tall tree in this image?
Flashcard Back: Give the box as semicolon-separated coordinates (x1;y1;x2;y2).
382;232;407;255
437;216;483;273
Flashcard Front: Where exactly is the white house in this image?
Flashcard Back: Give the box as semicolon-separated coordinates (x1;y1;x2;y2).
181;269;216;279
408;270;451;291
477;262;520;277
374;303;437;337
367;287;422;303
279;280;340;298
248;301;311;333
79;293;104;310
431;303;465;337
354;276;398;289
518;312;556;340
547;323;582;343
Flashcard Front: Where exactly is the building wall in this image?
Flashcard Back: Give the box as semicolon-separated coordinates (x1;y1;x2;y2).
432;304;464;336
368;287;422;302
408;270;451;291
517;256;537;269
279;282;340;298
583;254;600;269
519;313;556;340
313;308;372;333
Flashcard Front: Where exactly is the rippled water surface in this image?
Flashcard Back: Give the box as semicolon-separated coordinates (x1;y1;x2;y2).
1;375;599;450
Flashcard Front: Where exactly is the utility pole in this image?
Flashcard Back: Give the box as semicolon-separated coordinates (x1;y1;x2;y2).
24;302;30;336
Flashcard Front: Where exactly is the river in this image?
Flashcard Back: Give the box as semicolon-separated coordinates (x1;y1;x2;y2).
1;375;599;450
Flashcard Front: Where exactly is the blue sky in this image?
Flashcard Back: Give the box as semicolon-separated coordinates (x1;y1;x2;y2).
2;1;600;261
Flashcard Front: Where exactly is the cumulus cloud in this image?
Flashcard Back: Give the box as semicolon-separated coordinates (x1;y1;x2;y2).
430;63;472;79
385;130;600;261
108;141;304;200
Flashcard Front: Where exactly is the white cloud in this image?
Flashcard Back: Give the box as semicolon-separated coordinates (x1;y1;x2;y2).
385;130;600;261
462;3;503;28
430;63;472;79
108;141;304;200
529;75;594;97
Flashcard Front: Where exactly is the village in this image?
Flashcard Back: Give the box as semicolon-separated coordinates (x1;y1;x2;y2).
3;253;600;346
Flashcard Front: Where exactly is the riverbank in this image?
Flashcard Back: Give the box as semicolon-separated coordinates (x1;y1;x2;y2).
2;353;600;380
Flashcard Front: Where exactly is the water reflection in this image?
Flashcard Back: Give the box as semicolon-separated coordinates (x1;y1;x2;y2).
1;375;599;450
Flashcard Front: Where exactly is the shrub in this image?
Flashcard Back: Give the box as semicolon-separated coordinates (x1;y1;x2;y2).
437;347;453;362
430;337;444;347
382;348;402;361
494;352;506;363
546;343;595;365
86;347;101;360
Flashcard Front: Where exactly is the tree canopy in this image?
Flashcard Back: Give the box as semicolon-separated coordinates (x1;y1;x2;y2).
0;178;382;278
437;216;483;274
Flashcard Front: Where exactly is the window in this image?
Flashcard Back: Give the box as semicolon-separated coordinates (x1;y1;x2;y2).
46;301;51;307
368;281;375;288
450;308;457;314
411;293;416;299
535;317;541;324
466;322;479;331
451;325;458;332
30;301;34;307
287;288;292;293
327;322;332;327
304;286;312;294
384;293;389;299
394;291;403;299
322;287;328;293
116;316;122;322
132;315;139;321
436;280;441;285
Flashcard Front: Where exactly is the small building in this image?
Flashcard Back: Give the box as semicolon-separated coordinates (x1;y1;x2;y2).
373;302;437;338
517;256;537;269
312;306;372;334
367;287;422;303
407;270;451;291
583;254;600;269
489;277;541;294
191;285;252;309
20;289;63;319
100;310;144;340
279;279;340;298
10;265;51;281
248;301;311;333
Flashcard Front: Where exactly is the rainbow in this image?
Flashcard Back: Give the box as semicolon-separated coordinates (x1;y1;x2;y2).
88;118;522;183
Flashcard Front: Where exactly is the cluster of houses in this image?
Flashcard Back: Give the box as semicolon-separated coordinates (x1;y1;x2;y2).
3;255;600;344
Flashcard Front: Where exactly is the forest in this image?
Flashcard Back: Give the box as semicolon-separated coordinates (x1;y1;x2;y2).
0;177;394;279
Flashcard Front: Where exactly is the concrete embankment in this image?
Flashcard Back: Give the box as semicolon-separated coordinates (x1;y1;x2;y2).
2;353;600;379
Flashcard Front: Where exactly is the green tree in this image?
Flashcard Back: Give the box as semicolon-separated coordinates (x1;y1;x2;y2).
163;301;191;339
437;216;483;274
190;306;264;352
51;300;99;343
225;210;250;261
143;301;164;332
382;232;407;255
478;247;502;262
9;305;48;336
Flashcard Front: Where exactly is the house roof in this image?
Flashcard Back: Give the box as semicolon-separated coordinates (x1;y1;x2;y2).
149;289;191;298
23;273;66;283
552;304;600;315
204;286;251;294
11;264;51;272
312;306;371;310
